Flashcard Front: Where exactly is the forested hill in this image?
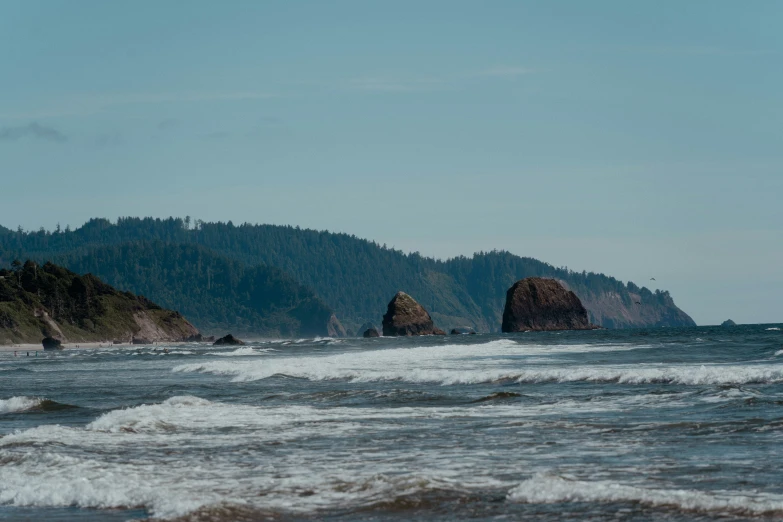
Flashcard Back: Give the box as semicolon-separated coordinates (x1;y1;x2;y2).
0;218;696;332
50;243;341;338
0;260;198;345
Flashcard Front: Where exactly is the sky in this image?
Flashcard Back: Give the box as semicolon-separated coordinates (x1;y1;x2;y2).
1;1;781;326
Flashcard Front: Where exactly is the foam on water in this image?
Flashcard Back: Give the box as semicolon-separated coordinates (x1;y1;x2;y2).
205;347;272;357
173;340;783;385
508;474;783;515
0;396;44;414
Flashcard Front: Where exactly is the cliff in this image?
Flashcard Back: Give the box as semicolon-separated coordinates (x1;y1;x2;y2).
0;261;199;345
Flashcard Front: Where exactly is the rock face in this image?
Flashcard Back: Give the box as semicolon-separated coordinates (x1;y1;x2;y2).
356;322;377;337
721;319;737;327
382;292;446;336
41;337;62;350
213;334;244;346
502;278;595;332
326;314;347;337
363;327;380;338
0;260;200;346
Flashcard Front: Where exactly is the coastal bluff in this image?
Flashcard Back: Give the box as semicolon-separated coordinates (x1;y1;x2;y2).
501;277;596;332
0;260;199;345
382;291;446;336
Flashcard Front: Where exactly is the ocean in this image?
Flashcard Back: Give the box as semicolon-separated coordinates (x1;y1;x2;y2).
1;325;783;521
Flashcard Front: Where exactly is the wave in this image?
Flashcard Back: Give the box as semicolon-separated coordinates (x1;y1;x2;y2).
768;327;781;331
0;397;44;414
507;474;783;516
205;347;273;357
172;340;783;385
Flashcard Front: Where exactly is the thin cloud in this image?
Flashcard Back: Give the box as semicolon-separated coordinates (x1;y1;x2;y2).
477;66;533;77
0;122;67;143
0;91;276;120
347;76;443;92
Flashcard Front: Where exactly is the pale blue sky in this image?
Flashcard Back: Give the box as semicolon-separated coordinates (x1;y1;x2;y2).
1;1;781;325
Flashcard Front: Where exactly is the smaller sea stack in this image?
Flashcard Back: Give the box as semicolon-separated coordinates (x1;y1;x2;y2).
213;334;245;346
501;278;595;332
382;291;446;336
363;327;380;338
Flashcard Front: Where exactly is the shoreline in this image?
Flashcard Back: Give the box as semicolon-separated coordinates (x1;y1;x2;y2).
0;341;162;352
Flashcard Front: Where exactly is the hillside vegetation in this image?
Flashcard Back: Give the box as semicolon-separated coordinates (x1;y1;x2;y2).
53;242;340;337
0;218;695;333
0;260;198;345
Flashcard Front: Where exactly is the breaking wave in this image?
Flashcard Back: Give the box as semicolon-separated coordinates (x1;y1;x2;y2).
0;396;44;414
508;474;783;516
172;340;783;385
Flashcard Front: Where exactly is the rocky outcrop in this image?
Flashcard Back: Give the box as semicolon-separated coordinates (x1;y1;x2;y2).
213;334;244;346
41;337;62;350
0;260;200;346
721;319;737;327
501;278;596;332
363;327;380;338
382;292;446;336
326;314;347;337
356;322;377;337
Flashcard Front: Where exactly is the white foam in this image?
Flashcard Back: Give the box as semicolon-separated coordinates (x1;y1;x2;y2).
172;340;783;385
507;474;783;515
767;327;781;331
205;347;271;357
0;396;43;414
0;396;517;518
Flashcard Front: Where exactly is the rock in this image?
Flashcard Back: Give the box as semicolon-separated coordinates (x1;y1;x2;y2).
721;319;737;327
450;327;476;335
326;314;347;337
184;333;203;342
132;337;151;345
363;327;380;338
356;322;377;337
382;291;444;336
213;334;245;346
41;337;63;350
501;278;596;332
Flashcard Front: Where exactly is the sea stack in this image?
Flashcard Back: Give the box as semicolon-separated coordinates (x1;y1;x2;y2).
382;291;446;336
501;278;595;332
363;327;380;338
213;334;245;346
721;319;737;327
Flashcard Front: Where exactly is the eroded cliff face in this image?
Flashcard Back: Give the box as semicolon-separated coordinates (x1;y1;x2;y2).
557;282;695;329
502;278;596;332
0;261;199;345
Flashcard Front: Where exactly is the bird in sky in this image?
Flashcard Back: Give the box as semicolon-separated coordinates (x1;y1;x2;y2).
650;277;656;281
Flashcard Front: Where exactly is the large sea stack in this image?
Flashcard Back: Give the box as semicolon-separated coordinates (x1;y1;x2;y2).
382;291;446;336
501;277;595;332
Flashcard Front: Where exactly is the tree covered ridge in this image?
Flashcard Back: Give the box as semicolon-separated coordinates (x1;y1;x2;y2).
0;259;195;344
49;242;337;337
0;217;695;332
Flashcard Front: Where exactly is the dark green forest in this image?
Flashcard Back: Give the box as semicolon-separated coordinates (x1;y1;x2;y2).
0;218;695;333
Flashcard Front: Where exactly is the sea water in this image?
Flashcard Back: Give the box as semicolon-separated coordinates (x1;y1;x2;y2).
1;325;783;521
